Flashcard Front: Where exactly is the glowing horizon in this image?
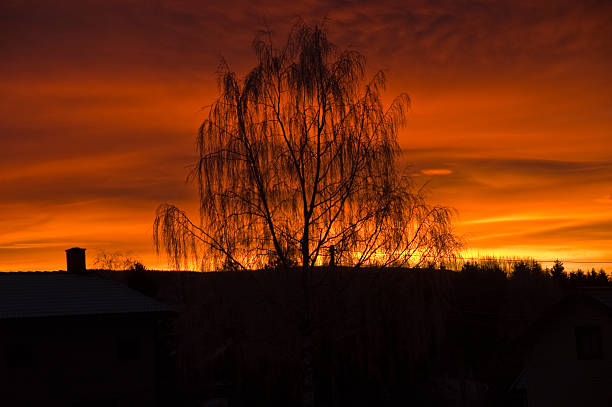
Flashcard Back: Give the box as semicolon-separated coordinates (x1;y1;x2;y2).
1;0;611;271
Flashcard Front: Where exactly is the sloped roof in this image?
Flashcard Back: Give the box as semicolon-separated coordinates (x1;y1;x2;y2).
0;272;169;319
582;288;612;309
509;288;612;353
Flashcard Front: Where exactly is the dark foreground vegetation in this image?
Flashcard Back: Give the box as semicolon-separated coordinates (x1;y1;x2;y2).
99;260;609;406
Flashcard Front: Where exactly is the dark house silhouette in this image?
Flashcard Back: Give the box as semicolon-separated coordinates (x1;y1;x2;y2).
0;249;172;406
510;288;612;406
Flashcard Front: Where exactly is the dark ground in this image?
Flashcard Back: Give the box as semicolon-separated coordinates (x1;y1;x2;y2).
97;263;609;406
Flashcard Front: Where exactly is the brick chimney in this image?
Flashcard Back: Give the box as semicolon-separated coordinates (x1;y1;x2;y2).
66;247;86;273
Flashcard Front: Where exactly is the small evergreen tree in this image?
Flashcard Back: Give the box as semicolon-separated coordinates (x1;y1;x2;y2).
550;259;566;281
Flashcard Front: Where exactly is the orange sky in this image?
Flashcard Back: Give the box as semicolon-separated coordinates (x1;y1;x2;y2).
1;0;611;271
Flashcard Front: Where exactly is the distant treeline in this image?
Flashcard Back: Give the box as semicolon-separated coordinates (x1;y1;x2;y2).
94;257;609;406
455;257;609;287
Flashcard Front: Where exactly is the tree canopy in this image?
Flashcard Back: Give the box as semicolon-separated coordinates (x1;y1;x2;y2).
154;21;460;271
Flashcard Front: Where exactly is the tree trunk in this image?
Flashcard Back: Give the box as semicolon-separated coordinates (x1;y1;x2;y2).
301;235;314;407
301;318;314;407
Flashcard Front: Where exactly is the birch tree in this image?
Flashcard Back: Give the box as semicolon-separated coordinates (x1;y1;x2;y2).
154;22;459;272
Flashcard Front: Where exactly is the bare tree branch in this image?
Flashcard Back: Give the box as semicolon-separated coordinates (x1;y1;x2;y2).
154;21;461;272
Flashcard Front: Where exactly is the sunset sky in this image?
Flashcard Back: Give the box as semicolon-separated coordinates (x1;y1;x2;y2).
1;0;611;271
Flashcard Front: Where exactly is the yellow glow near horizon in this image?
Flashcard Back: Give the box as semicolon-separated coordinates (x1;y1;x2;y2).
1;1;611;271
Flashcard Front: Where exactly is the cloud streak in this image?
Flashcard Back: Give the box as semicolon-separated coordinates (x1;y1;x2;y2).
1;0;611;270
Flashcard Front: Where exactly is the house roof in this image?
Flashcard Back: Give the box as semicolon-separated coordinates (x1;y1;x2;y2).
508;288;612;353
581;288;612;309
0;272;170;319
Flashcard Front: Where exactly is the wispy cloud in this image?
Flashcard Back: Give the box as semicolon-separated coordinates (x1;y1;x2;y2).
1;0;611;269
421;168;453;175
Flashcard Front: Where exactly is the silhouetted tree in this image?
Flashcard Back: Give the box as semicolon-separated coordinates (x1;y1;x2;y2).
153;21;459;272
93;250;145;271
596;269;609;285
129;261;147;272
511;260;544;280
550;259;566;281
460;257;506;276
153;21;460;407
569;269;586;286
588;268;598;283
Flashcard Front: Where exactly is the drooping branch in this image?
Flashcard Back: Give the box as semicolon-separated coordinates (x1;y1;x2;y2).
154;21;460;271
